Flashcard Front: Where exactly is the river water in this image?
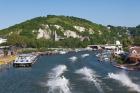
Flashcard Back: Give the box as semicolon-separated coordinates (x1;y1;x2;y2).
0;51;140;93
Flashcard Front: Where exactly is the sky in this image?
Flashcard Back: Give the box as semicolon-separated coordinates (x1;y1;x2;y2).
0;0;140;29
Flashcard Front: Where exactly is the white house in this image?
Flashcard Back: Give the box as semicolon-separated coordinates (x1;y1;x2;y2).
0;38;7;44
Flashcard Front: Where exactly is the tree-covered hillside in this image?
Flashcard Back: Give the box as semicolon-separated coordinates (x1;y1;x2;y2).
0;15;106;35
0;15;135;48
128;25;140;45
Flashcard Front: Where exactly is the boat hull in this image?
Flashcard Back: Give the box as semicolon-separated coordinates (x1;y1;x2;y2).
13;63;32;67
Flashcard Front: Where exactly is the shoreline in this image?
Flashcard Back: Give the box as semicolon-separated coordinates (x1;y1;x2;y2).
1;49;139;71
0;55;16;71
0;55;16;65
111;62;140;71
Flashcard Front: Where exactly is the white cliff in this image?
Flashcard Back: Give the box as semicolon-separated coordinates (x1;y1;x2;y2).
36;24;92;40
98;30;102;35
89;28;94;34
74;26;85;32
64;30;79;38
37;28;51;39
54;25;62;29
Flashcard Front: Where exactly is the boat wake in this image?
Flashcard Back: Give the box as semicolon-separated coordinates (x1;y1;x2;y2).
49;65;67;78
81;54;89;58
75;67;104;93
47;76;71;93
47;65;71;93
108;72;140;92
69;56;77;62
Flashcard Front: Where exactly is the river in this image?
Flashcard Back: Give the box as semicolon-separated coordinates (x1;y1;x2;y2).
0;51;140;93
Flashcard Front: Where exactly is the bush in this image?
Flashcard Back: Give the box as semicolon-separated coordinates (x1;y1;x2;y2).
115;56;125;64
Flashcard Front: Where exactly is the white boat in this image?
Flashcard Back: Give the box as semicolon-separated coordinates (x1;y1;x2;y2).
103;57;110;61
13;54;37;67
114;50;124;55
59;50;67;54
75;49;80;52
85;47;93;51
95;53;100;57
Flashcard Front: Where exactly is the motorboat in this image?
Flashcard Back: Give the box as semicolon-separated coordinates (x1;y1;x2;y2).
13;54;37;67
59;50;67;54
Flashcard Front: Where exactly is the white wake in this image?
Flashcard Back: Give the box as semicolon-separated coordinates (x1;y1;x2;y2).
49;65;67;78
81;54;89;58
47;65;71;93
69;56;77;62
75;67;104;93
108;72;140;92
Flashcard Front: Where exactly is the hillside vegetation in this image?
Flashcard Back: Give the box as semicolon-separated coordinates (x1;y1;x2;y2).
0;15;138;48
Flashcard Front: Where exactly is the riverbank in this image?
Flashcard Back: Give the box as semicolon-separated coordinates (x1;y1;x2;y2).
112;62;140;71
96;49;140;71
1;48;79;64
0;55;16;65
111;54;140;71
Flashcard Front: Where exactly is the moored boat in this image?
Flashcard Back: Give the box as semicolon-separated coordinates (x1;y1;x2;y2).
59;50;67;54
13;54;37;67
